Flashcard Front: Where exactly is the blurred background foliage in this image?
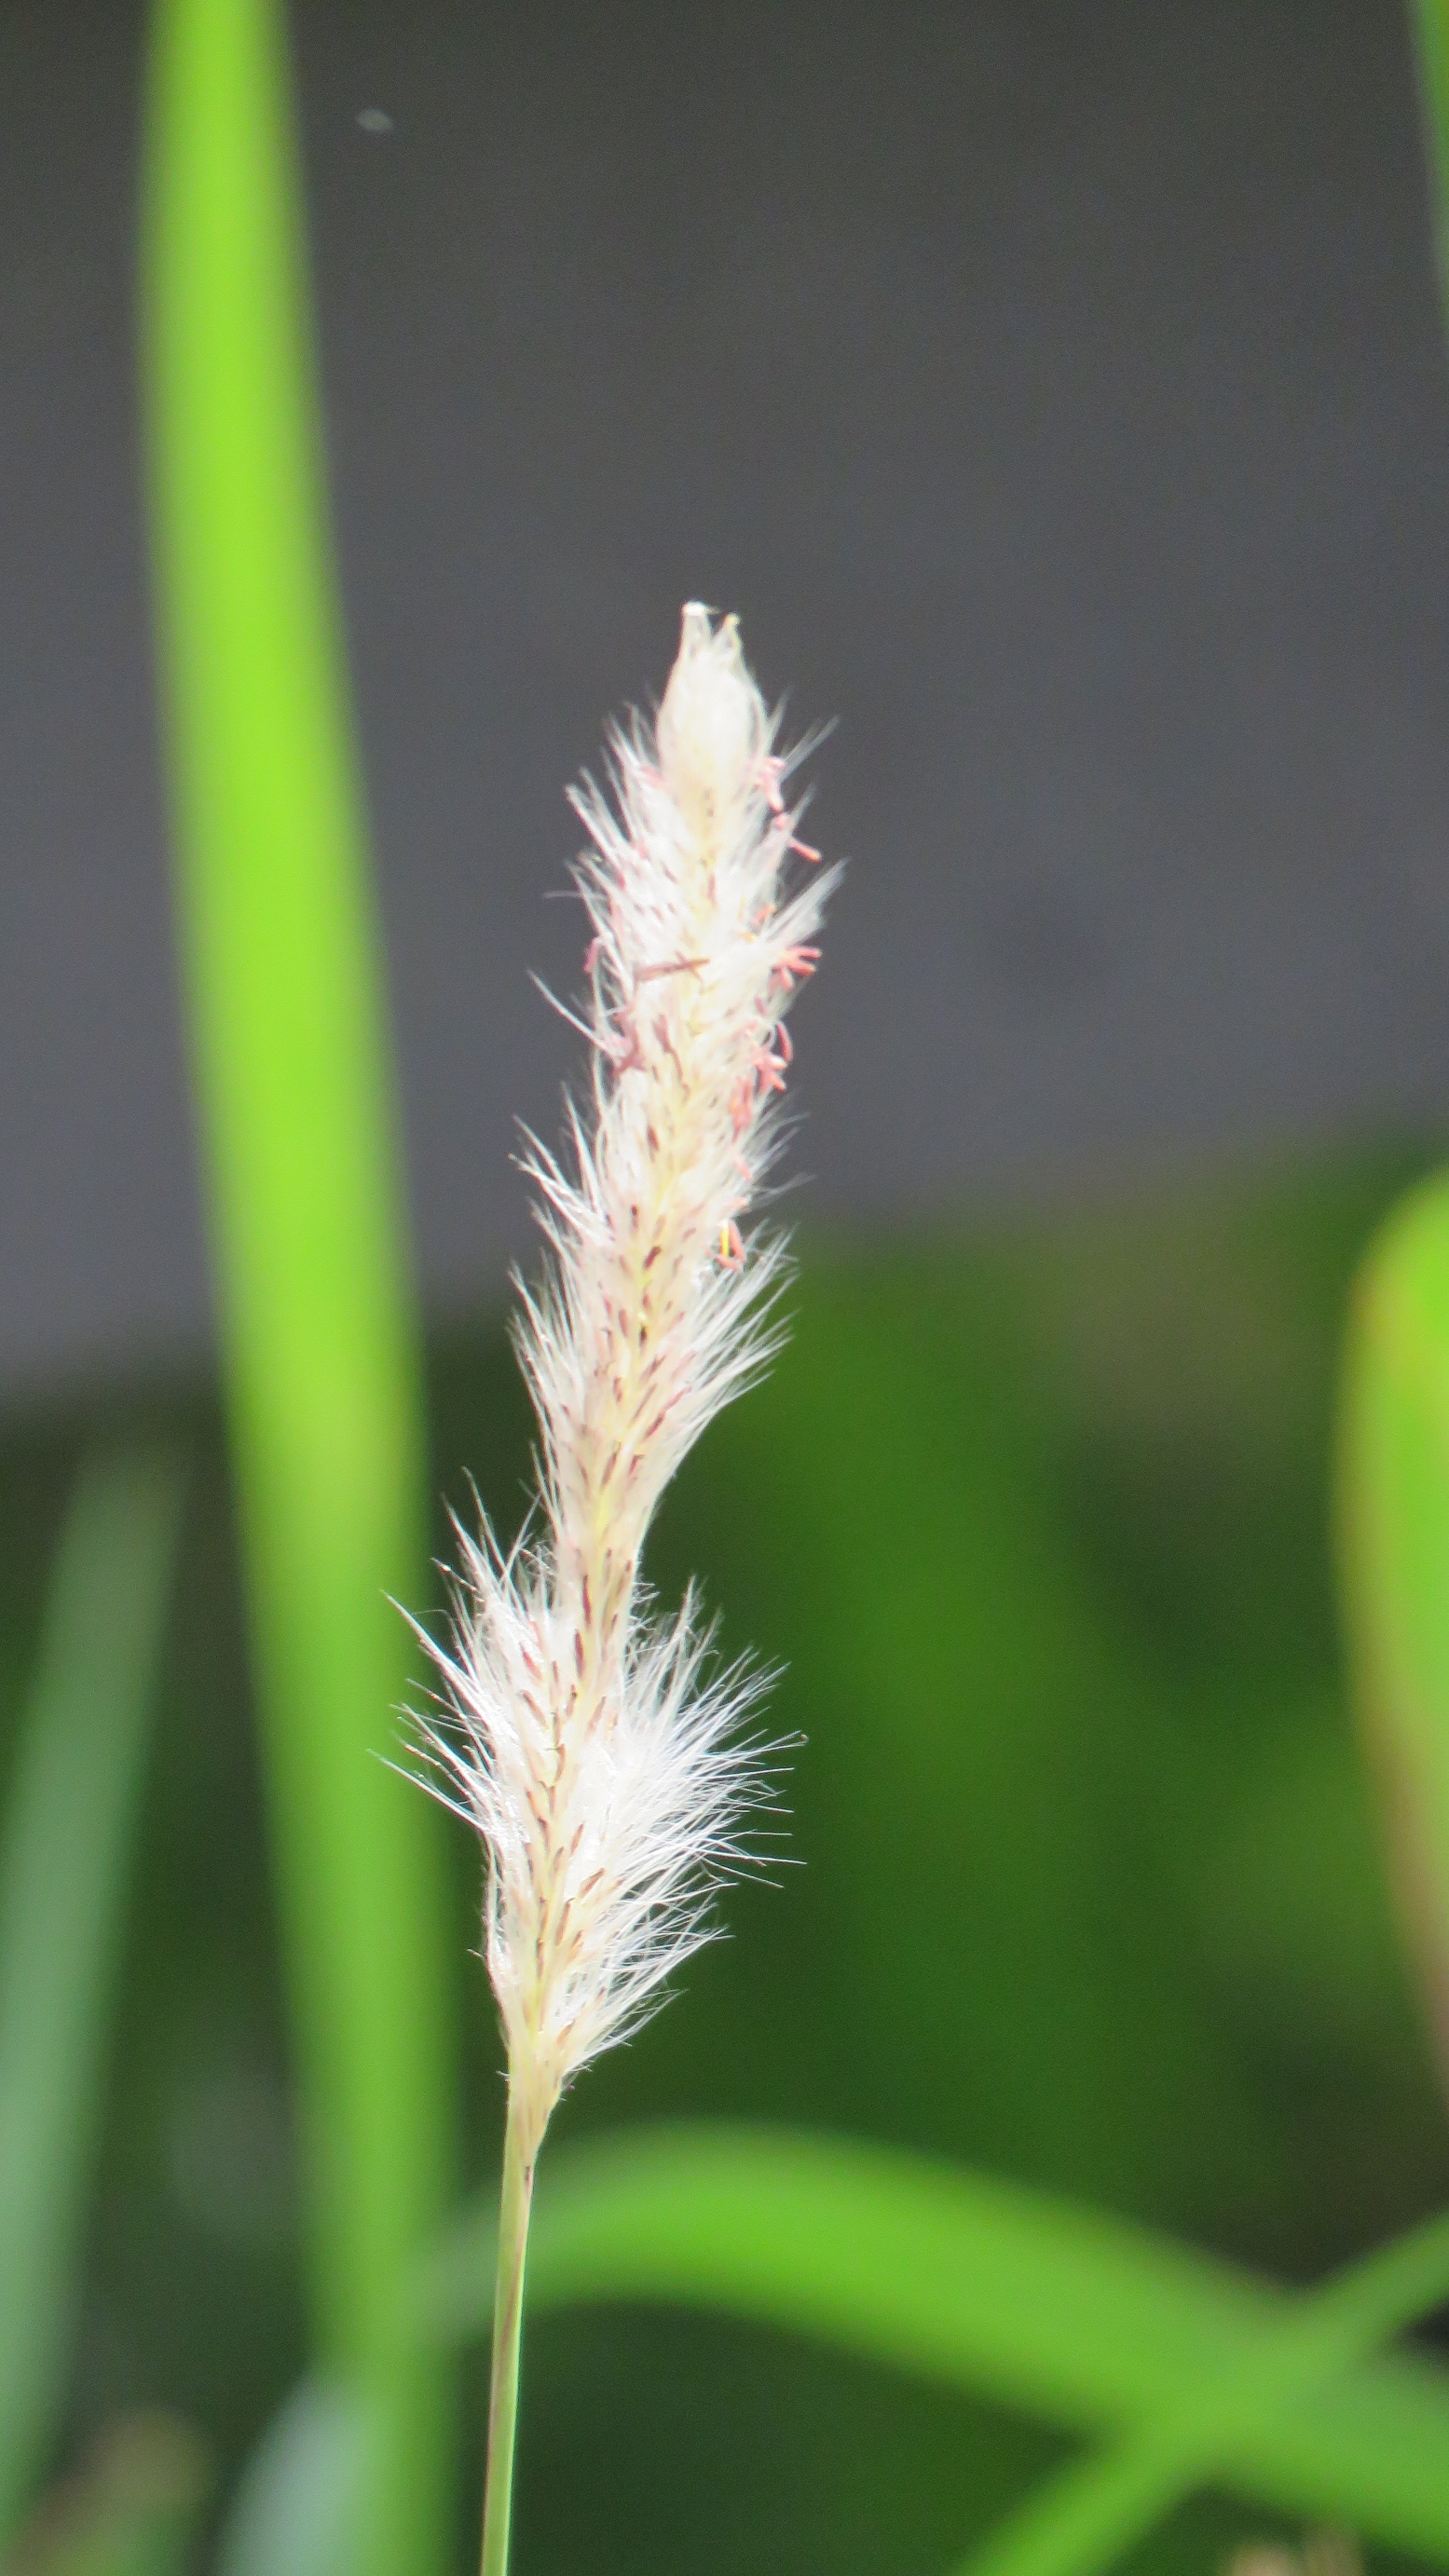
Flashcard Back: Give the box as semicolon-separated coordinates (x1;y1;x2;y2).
6;1143;1449;2571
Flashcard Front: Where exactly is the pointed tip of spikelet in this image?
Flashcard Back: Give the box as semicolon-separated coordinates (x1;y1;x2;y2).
658;603;768;826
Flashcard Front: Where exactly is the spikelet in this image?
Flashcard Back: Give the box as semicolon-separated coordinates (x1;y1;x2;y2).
417;606;837;2160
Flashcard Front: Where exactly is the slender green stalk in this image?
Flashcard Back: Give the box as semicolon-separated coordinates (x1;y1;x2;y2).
479;2092;537;2576
139;3;456;2569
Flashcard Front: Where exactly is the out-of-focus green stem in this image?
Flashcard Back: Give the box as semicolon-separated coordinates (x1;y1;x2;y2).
0;1454;185;2546
1337;1176;1449;2101
479;2091;537;2576
139;5;456;2571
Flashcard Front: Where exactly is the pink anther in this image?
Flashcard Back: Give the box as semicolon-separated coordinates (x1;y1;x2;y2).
788;834;822;864
583;934;604;975
757;756;786;814
716;1220;746;1273
773;944;821;991
753;1048;788;1097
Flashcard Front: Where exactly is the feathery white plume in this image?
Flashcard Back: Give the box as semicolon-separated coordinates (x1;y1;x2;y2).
418;605;836;2161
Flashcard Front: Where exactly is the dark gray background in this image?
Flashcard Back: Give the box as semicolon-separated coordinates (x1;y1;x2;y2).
5;0;1449;1398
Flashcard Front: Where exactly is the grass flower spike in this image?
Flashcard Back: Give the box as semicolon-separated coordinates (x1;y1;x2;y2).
417;606;836;2576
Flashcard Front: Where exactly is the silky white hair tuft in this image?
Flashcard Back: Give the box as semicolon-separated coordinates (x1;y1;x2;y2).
414;605;838;2158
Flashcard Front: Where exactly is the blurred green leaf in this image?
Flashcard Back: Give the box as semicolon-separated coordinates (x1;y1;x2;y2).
139;4;457;2572
952;2201;1449;2576
418;2122;1449;2562
628;1175;1440;2256
0;1455;185;2546
2;2418;208;2576
1338;1175;1449;2098
212;2381;363;2576
1411;1;1449;338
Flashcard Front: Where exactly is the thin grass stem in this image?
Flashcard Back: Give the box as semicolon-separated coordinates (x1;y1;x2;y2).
479;2090;536;2576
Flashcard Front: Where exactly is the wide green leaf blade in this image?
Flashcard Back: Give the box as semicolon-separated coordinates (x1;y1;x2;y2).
212;2380;365;2576
419;2123;1449;2560
0;1453;185;2545
139;6;457;2572
950;2202;1449;2576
